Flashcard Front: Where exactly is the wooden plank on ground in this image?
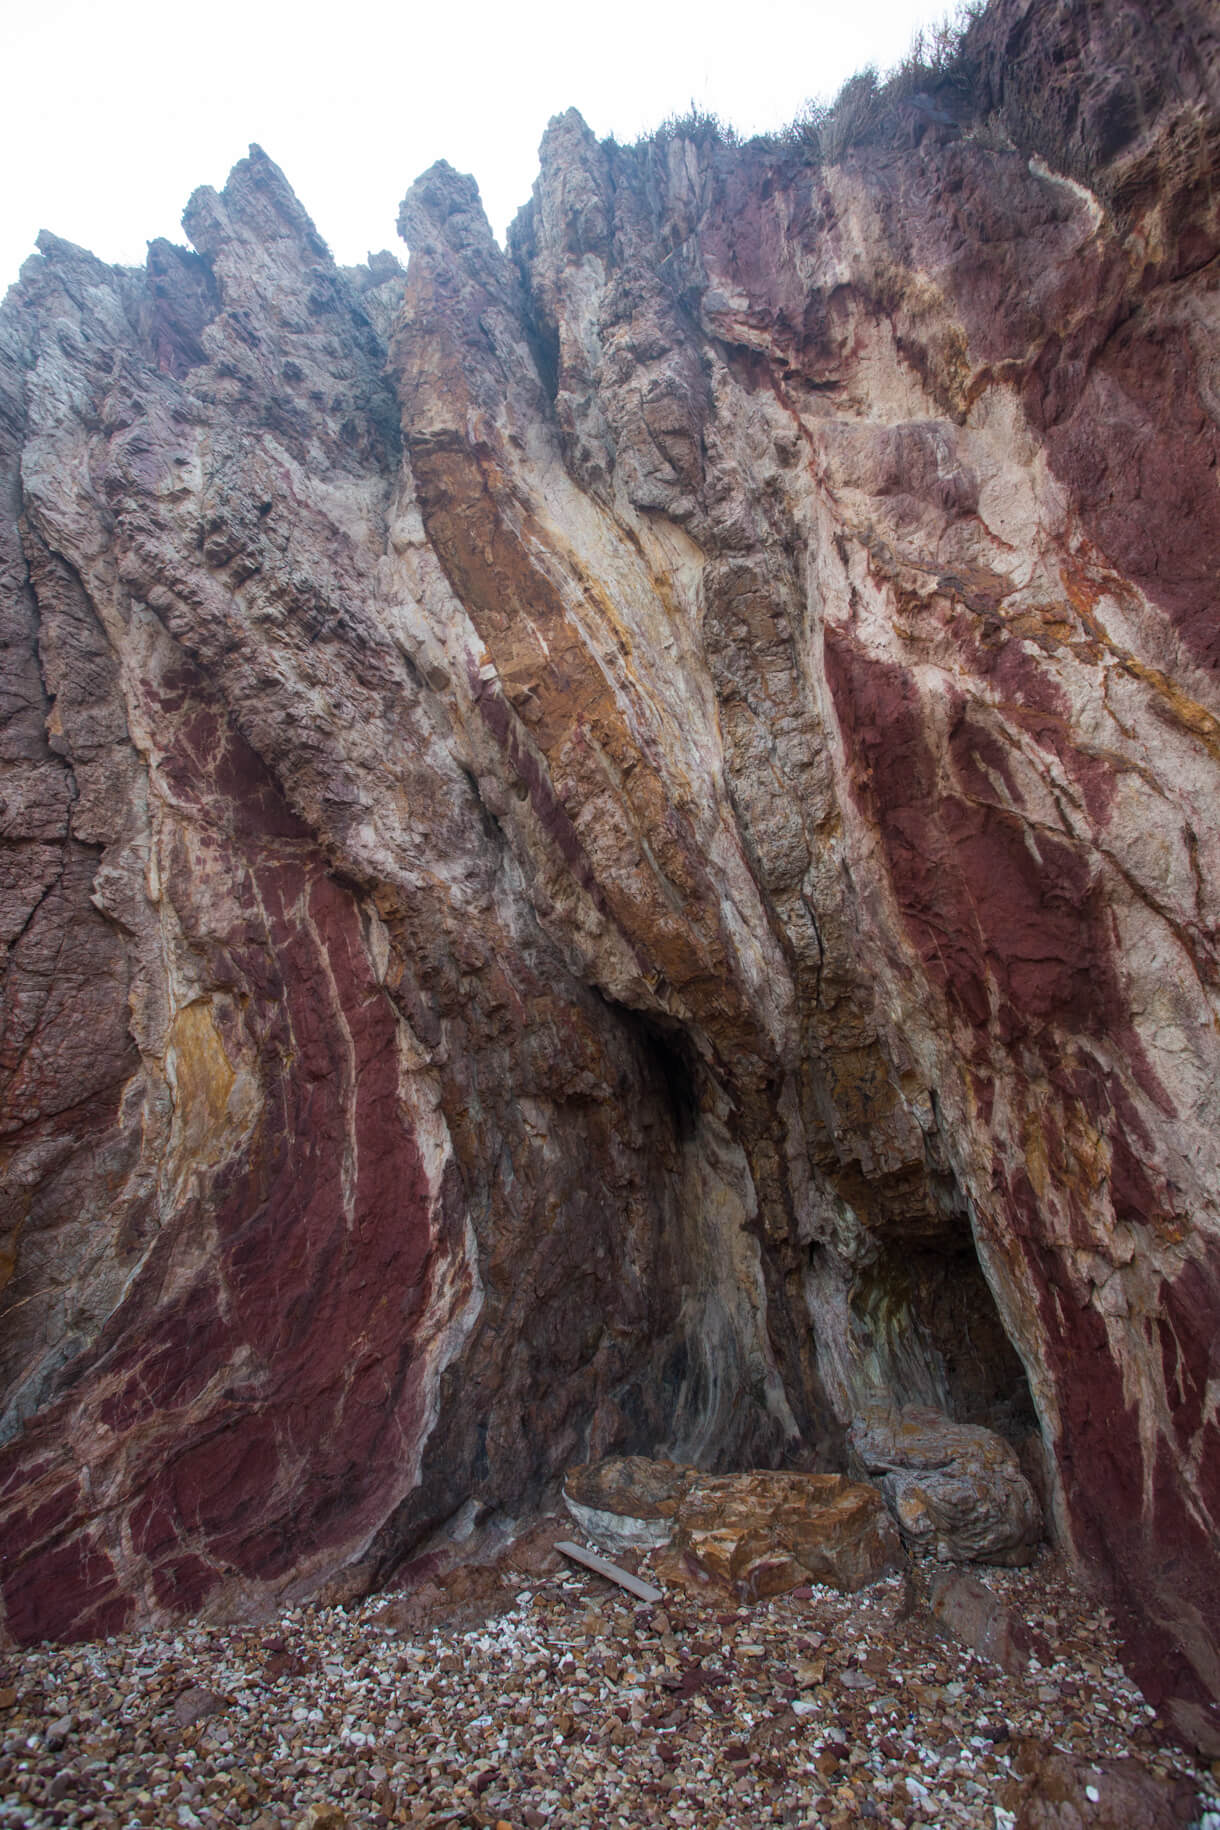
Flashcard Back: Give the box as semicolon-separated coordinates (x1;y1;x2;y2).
555;1540;663;1604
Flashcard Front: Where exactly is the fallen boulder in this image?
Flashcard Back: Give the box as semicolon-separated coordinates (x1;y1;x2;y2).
849;1404;1043;1565
172;1685;228;1730
373;1560;515;1636
563;1458;902;1598
928;1569;1031;1675
563;1456;691;1553
1005;1741;1198;1828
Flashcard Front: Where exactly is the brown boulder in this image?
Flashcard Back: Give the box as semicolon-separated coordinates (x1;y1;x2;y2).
680;1471;903;1597
565;1458;902;1598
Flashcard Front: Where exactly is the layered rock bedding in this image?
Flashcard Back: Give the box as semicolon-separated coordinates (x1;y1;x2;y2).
2;0;1220;1788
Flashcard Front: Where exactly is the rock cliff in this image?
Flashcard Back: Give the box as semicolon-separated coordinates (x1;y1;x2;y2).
2;0;1219;1755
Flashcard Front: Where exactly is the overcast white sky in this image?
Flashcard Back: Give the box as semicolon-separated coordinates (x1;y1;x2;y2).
2;0;945;291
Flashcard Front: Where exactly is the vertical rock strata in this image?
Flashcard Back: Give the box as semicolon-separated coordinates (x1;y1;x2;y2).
0;0;1218;1753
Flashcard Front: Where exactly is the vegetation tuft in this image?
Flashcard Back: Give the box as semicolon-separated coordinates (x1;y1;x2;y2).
641;104;741;155
772;2;993;165
629;4;1009;175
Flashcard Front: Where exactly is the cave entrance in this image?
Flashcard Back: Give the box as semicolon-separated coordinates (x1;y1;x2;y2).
846;1227;1038;1445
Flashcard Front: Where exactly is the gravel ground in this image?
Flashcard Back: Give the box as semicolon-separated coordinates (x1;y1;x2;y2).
2;1545;1217;1829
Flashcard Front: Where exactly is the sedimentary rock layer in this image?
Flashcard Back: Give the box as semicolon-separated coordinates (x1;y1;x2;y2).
1;0;1218;1754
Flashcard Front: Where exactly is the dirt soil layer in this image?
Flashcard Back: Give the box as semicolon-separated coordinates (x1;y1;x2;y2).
0;1547;1215;1828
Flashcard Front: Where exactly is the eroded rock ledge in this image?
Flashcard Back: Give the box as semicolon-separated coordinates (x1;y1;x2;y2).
1;0;1218;1757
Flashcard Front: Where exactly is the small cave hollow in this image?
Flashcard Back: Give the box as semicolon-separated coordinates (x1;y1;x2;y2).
601;993;702;1142
847;1229;1039;1447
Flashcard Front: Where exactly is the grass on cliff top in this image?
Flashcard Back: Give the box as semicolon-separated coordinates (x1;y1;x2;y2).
636;1;994;169
789;1;989;163
644;103;742;154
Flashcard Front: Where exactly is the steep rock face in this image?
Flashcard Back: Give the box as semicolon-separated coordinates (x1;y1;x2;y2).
0;161;795;1643
1;0;1218;1753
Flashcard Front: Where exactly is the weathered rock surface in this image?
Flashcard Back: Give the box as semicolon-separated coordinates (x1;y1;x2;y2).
1;0;1218;1757
565;1456;900;1597
851;1404;1043;1564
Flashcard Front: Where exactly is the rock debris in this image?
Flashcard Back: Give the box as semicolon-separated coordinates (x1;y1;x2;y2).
2;1548;1215;1829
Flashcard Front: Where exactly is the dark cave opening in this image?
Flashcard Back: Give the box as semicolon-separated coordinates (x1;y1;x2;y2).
596;992;702;1142
586;991;1040;1492
846;1233;1038;1445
